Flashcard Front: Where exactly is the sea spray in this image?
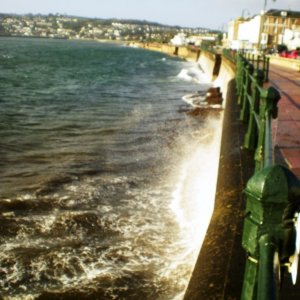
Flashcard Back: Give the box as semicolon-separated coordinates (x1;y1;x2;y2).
169;116;223;298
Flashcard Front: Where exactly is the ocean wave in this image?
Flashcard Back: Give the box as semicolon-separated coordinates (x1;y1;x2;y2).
176;64;210;85
182;92;207;107
0;38;222;300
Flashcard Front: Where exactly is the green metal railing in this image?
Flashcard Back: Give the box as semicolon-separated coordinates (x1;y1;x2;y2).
199;44;217;56
242;52;270;82
222;48;237;64
235;53;300;300
236;54;279;172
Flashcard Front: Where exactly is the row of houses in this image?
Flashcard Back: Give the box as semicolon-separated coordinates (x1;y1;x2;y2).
0;14;219;43
225;9;300;51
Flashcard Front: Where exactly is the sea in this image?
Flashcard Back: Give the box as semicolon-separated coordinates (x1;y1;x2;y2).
0;37;222;300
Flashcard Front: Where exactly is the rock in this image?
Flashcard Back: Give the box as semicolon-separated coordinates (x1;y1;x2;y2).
206;87;223;105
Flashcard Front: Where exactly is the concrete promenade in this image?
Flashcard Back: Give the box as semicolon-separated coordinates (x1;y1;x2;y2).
269;63;300;179
268;62;300;300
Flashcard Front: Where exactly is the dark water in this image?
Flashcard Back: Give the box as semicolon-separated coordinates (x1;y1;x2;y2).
0;38;221;299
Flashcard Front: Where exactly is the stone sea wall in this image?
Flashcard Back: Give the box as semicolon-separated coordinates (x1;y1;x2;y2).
138;43;244;298
133;42;200;62
183;49;248;300
197;49;236;108
135;43;235;103
213;55;236;104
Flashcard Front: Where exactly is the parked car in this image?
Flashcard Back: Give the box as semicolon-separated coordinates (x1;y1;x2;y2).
279;50;299;59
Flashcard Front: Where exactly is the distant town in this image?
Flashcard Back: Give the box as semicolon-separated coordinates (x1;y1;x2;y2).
0;13;222;45
2;10;300;56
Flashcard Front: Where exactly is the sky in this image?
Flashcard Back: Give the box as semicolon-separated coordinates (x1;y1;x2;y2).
1;0;300;30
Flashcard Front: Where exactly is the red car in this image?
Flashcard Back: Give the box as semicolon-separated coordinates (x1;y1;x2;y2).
280;50;299;59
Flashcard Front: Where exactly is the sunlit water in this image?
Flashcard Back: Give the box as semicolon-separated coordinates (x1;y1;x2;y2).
0;38;222;299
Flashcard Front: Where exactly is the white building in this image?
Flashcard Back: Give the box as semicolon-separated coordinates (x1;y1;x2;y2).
226;9;300;51
238;15;262;49
283;28;300;49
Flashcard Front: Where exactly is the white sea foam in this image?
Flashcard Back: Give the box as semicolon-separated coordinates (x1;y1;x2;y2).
177;62;211;84
0;119;222;300
2;54;13;59
169;116;223;297
182;93;207;107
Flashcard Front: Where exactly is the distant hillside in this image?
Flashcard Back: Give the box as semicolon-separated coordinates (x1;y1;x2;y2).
0;13;220;41
0;13;216;31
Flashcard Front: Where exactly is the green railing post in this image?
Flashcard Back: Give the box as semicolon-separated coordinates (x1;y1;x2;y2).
254;87;281;172
257;235;278;300
237;52;300;300
240;63;254;121
241;165;300;300
263;56;270;82
236;55;246;105
256;55;260;70
243;70;264;150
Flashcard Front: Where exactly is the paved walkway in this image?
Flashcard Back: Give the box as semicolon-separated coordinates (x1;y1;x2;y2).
268;64;300;179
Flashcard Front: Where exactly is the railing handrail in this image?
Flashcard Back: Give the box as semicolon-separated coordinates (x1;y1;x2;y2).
264;111;273;168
